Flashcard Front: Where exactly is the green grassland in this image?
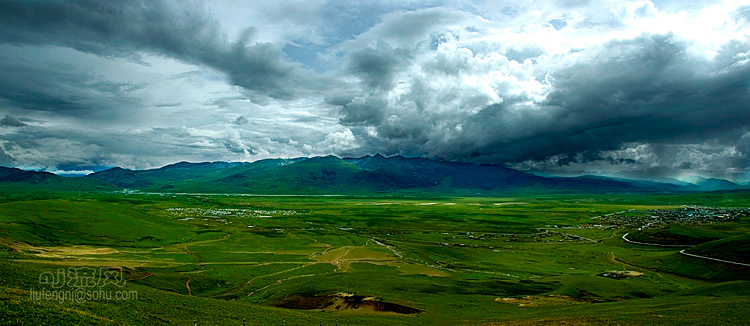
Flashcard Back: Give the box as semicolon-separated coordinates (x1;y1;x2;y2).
0;191;749;325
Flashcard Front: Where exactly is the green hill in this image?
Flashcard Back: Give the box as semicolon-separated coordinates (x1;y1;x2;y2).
84;155;711;195
0;199;192;247
166;156;385;193
3;155;741;195
86;161;247;189
688;234;750;265
0;167;116;192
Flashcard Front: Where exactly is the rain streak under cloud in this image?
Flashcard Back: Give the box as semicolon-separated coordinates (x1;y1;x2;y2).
0;0;748;182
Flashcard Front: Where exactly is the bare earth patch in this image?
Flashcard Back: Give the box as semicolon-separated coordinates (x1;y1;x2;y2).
597;270;644;280
5;241;118;259
310;243;447;276
493;202;528;206
5;241;180;268
274;292;422;315
26;246;118;258
495;294;593;307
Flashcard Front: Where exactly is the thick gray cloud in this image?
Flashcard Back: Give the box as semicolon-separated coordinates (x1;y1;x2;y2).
0;0;319;101
0;115;26;127
0;53;141;119
0;0;748;182
332;4;750;182
454;34;750;163
0;147;15;166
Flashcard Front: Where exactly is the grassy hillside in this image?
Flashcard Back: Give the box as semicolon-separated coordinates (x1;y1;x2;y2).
167;156;375;193
86;161;248;189
0;167;117;192
85;155;722;195
5;156;748;196
689;234;750;264
0;191;748;324
0;199;194;247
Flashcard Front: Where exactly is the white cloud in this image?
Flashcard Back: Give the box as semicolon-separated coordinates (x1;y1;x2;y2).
319;128;359;152
1;0;749;182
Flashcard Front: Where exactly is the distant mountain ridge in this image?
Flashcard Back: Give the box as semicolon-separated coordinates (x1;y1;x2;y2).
0;155;745;194
87;161;248;189
0;166;117;191
84;155;746;194
88;154;559;194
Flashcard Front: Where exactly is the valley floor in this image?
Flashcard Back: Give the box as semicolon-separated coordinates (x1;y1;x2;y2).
1;191;749;325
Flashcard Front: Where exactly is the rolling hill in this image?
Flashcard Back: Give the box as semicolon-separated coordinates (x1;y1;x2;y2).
0;167;117;192
1;155;746;194
85;155;745;194
85;161;248;189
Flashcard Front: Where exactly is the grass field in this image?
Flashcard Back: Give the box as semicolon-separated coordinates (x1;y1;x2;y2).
1;191;749;325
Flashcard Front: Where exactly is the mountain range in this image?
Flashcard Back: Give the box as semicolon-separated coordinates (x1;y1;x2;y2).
0;155;745;194
0;166;117;191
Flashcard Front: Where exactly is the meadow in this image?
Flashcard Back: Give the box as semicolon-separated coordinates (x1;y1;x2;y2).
0;191;749;325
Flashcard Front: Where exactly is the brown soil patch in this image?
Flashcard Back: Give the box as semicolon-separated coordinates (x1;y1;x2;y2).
494;294;594;307
597;270;643;280
493;202;528;206
3;240;118;259
274;292;421;315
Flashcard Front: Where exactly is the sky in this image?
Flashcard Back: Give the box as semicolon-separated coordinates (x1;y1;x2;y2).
0;0;748;182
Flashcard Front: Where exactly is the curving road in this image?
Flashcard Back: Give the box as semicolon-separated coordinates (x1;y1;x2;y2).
621;232;750;267
678;250;750;267
621;233;692;248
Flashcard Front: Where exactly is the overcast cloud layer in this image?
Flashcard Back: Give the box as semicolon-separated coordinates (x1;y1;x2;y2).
0;0;748;182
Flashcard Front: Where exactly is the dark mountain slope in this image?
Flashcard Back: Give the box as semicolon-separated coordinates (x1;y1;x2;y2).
344;155;555;190
86;161;247;189
695;178;746;192
0;167;117;191
148;155;704;194
166;156;384;193
14;155;743;194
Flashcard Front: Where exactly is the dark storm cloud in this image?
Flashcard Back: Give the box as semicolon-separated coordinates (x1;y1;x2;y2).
460;35;750;163
0;0;747;181
0;121;233;169
347;45;414;90
0;0;317;101
0;146;15;166
339;96;388;126
522;35;750;161
233;116;249;125
155;102;182;108
338;7;473;90
0;56;140;116
338;31;750;169
0;115;26;127
7;139;39;149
